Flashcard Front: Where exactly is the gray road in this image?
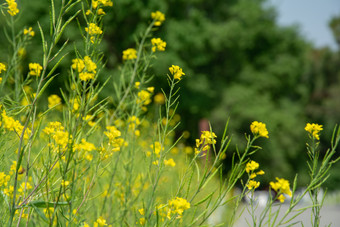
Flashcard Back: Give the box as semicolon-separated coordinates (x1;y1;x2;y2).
233;204;340;227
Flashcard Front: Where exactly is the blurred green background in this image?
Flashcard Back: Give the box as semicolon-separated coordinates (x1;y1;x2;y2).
1;0;339;189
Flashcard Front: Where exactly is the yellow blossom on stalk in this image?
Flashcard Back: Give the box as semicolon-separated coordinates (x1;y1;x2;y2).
0;172;11;187
151;38;166;52
164;158;176;167
99;0;113;6
150;141;164;156
250;121;269;138
151;11;165;26
72;58;85;72
24;27;35;37
85;23;103;35
0;78;2;84
74;139;96;152
6;0;19;16
278;194;286;203
169;65;185;81
48;94;62;109
167;197;190;219
84;56;97;73
247;180;260;190
61;180;69;187
137;90;152;106
94;216;107;226
104;126;126;152
139;218;146;225
270;177;292;203
1;110;31;139
154;92;165;104
138;208;145;216
28;63;43;77
305;123;323;140
122;48;137;60
79;72;95;81
0;63;6;73
134;82;140;89
18;182;32;193
245;160;259;173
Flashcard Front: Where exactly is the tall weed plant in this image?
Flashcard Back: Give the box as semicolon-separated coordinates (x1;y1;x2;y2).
0;1;339;226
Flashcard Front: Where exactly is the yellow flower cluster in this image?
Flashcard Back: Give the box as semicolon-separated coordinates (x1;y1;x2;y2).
94;216;108;227
245;160;265;190
28;63;43;77
164;158;176;167
0;62;6;84
195;130;217;154
169;65;185;81
137;90;152;106
270;177;292;203
71;56;97;81
167;197;191;219
43;121;70;149
127;115;141;136
87;0;113;15
1;109;31;139
151;38;166;52
122;48;137;60
154;92;165;105
0;63;6;73
104;126;126;152
305;123;323;140
149;141;164;157
24;27;35;37
48;94;62;109
151;11;165;26
0;172;11;187
6;0;19;16
74;138;96;161
250;121;269;138
85;23;103;43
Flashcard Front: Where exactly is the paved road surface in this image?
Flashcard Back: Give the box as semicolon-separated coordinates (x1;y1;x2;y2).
233;204;340;227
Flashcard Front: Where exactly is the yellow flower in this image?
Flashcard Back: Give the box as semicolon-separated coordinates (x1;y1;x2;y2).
48;94;62;109
0;63;7;74
6;0;19;16
94;216;107;226
24;27;35;37
278;194;286;203
79;72;95;81
154;92;165;105
164;158;176;167
28;63;43;77
139;218;146;225
305;123;323;140
169;65;185;81
138;208;145;216
245;160;259;173
84;56;97;73
151;38;166;52
247;180;260;190
270;177;292;198
167;197;190;219
122;48;137;60
137;90;152;106
72;59;85;72
250;121;269;138
85;23;103;36
61;180;70;187
0;172;11;187
151;11;165;26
